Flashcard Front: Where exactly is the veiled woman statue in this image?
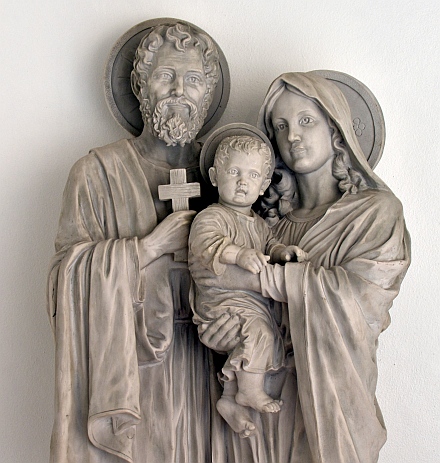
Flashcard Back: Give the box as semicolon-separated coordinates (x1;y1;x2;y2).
196;72;411;463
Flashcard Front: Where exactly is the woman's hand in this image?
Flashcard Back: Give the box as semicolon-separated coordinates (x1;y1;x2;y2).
272;244;309;264
198;313;241;353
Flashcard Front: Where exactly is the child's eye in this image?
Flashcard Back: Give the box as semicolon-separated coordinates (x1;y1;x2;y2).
250;172;260;179
227;168;238;175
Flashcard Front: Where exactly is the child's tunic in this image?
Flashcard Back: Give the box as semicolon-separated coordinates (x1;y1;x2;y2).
189;203;284;379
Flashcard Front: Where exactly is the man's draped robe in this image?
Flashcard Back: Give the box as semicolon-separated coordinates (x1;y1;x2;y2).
47;139;218;463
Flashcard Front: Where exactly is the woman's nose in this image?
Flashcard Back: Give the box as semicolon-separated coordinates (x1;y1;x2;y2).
288;127;301;143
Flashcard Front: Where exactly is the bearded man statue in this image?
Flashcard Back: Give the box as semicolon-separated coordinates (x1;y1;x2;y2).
47;22;241;463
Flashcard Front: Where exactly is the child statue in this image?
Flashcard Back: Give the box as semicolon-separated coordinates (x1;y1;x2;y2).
189;124;307;415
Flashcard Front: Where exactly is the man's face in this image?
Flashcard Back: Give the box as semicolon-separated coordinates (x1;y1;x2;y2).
144;41;208;146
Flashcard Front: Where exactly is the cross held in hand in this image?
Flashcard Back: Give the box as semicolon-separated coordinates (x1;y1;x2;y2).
158;168;200;262
158;168;201;212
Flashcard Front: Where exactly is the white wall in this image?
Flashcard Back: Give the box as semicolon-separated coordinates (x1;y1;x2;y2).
1;1;439;462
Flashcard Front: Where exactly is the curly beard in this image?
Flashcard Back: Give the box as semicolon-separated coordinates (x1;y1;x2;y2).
150;96;204;147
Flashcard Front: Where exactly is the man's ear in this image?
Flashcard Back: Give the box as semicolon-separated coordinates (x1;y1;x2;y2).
208;167;218;187
130;72;140;100
260;178;271;195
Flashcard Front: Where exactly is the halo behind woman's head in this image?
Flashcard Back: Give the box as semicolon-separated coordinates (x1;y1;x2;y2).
257;71;387;190
200;123;275;183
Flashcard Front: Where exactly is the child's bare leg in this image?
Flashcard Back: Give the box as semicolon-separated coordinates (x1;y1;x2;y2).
235;370;282;414
216;379;256;438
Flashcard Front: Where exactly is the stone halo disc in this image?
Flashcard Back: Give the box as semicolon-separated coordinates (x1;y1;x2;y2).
199;123;276;184
313;70;386;169
104;18;231;138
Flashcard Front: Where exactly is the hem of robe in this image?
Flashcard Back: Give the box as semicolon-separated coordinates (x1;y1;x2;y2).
88;409;142;462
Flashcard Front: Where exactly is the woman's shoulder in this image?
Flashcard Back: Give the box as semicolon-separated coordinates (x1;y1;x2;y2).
357;187;403;213
341;187;404;229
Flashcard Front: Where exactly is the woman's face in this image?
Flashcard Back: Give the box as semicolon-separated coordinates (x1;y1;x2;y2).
271;89;334;175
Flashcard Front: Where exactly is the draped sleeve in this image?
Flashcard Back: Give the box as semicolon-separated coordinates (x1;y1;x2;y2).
189;205;234;275
260;188;410;463
47;140;169;462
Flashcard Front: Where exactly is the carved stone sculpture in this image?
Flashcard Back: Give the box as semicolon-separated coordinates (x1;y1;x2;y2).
47;17;410;463
189;124;312;419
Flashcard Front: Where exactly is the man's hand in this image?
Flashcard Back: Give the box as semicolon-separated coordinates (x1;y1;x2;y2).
236;248;270;274
139;210;196;267
198;313;241;353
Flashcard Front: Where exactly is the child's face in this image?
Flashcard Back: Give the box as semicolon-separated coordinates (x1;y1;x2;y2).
209;148;271;212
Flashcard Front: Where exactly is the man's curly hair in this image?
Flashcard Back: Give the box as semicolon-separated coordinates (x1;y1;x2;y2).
131;23;220;125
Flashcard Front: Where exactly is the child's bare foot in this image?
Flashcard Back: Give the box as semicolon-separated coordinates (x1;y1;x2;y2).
235;390;283;414
216;396;256;438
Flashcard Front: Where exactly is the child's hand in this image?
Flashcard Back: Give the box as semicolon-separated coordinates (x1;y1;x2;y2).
273;245;309;264
236;248;270;274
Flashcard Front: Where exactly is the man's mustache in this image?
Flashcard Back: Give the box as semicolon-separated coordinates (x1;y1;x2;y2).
155;96;198;118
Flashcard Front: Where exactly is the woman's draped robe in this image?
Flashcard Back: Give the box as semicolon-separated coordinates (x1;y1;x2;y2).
47;139;217;463
257;187;411;463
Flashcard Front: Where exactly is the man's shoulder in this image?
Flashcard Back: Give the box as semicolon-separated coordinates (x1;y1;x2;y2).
89;138;133;161
67;138;143;187
70;139;134;172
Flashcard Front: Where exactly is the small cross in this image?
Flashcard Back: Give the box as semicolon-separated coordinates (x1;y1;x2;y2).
158;168;200;261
